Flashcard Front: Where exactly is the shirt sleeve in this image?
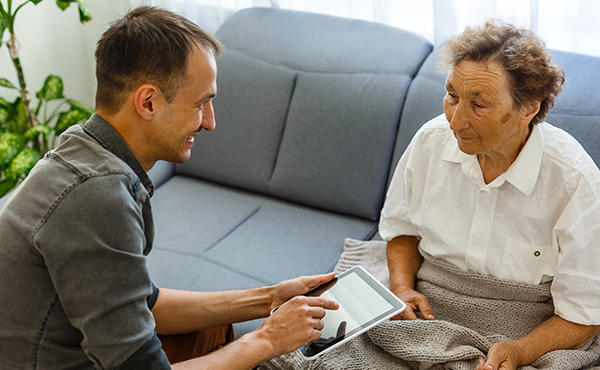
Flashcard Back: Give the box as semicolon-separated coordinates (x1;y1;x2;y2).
35;174;167;368
550;175;600;325
115;332;170;369
147;282;160;310
378;128;425;241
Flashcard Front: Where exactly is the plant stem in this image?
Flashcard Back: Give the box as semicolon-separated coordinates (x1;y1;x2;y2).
8;33;36;130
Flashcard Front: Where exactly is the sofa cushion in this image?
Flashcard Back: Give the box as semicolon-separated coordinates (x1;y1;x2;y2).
187;7;433;220
176;50;297;193
546;50;600;167
150;176;267;255
268;72;411;220
391;48;447;173
202;198;377;285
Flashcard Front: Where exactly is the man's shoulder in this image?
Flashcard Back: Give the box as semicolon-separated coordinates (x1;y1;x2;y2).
53;125;136;177
0;128;145;233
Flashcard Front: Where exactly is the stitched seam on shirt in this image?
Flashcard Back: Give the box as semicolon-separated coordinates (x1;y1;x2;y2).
48;152;86;181
30;156;137;245
32;295;59;369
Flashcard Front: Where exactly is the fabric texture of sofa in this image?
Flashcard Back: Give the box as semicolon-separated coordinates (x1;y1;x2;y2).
2;7;599;336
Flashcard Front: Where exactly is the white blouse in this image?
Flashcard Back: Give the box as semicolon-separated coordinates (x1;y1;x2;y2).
379;114;600;325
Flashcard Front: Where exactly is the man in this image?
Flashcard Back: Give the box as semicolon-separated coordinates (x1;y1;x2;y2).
380;20;600;369
0;6;337;369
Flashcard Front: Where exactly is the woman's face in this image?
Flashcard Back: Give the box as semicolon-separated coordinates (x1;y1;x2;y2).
443;60;537;162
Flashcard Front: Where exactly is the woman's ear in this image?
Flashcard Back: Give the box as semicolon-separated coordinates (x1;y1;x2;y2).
520;101;541;128
134;84;160;120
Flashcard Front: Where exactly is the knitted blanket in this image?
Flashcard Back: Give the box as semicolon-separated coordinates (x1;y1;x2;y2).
260;238;600;370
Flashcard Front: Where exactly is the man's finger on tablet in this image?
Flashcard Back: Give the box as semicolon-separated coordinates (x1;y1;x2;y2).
306;296;339;310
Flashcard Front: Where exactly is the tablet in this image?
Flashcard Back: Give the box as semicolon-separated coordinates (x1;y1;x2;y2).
298;265;406;360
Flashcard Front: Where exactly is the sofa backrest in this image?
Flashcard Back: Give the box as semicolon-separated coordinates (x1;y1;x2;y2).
176;7;432;221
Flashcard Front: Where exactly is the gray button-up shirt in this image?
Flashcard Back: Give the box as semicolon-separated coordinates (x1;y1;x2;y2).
0;114;170;369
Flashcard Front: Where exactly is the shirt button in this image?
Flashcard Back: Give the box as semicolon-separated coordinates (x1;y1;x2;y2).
534;251;541;257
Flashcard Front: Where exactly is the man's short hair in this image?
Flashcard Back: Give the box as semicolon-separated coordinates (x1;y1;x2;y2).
439;19;564;125
95;6;222;115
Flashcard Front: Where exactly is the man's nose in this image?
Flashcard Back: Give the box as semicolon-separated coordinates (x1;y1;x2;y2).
202;102;216;131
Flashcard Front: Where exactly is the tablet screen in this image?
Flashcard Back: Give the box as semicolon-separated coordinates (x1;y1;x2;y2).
298;266;405;359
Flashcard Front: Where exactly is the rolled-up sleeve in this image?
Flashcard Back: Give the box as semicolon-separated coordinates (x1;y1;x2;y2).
35;174;170;368
551;177;600;326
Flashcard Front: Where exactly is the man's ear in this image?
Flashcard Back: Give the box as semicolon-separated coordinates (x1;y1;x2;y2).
520;101;541;128
134;84;161;120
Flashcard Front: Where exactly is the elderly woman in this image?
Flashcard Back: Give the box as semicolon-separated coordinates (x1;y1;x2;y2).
379;20;600;370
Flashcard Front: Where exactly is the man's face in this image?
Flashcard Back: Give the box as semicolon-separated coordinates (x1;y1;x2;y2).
443;60;531;160
153;44;217;164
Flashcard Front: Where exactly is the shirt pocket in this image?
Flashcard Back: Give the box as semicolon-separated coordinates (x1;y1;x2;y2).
500;238;556;285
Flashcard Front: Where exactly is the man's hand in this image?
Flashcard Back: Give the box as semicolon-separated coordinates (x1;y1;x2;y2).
390;286;434;320
269;272;337;312
476;341;523;370
256;295;339;358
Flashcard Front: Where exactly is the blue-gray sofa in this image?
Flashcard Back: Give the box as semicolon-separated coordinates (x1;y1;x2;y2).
2;7;599;336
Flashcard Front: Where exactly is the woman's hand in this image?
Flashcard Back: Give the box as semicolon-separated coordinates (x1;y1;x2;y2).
390;286;434;320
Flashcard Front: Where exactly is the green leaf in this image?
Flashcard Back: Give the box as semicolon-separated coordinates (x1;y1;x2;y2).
0;132;26;167
24;125;52;141
9;98;29;134
0;97;15;130
55;0;91;22
0;14;6;50
0;178;18;199
0;78;17;89
55;108;88;135
66;98;94;116
77;0;91;23
6;147;42;180
0;101;11;127
31;0;45;5
56;0;72;11
37;75;65;101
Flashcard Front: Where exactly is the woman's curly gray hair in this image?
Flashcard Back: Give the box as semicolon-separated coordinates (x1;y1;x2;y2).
438;19;565;125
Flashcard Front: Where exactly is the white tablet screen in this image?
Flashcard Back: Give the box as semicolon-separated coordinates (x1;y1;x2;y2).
299;266;405;359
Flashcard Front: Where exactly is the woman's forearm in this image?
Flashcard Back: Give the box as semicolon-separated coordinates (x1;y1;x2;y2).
386;235;422;291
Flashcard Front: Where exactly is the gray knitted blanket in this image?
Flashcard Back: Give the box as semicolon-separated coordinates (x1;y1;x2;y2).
260;238;600;370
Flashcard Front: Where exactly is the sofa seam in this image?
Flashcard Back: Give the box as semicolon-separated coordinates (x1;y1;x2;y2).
152;247;272;285
267;73;298;185
201;205;263;255
225;47;414;76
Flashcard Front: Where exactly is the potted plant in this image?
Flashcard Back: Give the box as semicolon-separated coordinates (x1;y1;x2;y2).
0;0;93;198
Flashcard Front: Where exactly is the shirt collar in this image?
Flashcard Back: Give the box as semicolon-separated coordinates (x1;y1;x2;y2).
441;124;544;196
82;114;155;197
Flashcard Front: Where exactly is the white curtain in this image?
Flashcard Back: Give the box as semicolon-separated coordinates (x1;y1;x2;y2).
130;0;600;57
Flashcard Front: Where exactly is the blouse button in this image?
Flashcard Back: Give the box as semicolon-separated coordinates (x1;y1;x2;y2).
534;251;541;257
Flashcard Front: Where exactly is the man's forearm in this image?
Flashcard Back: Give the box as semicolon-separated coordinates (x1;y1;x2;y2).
386;235;422;291
512;315;600;365
172;330;273;370
152;287;273;335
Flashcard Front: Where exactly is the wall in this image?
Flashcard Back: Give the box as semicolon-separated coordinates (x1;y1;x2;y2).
0;0;133;109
